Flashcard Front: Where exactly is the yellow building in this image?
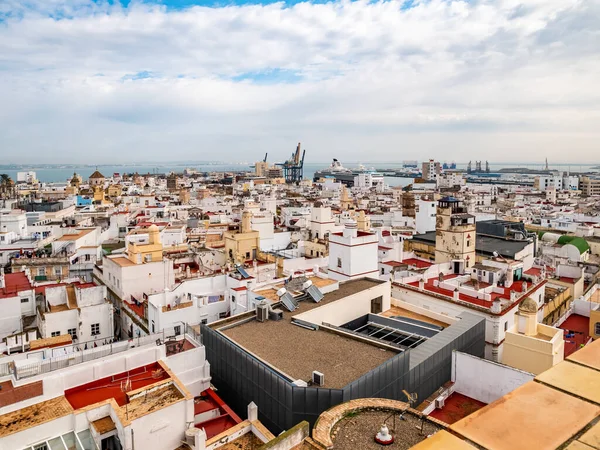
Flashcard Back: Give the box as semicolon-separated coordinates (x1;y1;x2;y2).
106;184;122;200
66;172;82;195
92;185;107;204
340;185;353;210
126;225;163;264
590;305;600;341
224;211;260;264
254;161;269;177
434;197;476;269
502;297;565;375
542;283;572;325
88;170;105;187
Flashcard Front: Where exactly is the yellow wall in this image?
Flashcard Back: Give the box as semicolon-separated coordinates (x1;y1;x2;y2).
503;324;564;375
590;310;600;340
543;286;573;325
304;240;328;258
224;231;260;263
126;228;163;264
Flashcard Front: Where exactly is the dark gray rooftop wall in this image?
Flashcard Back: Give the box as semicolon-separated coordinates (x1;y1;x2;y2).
406;312;485;403
201;312;485;434
201;324;345;433
476;219;526;238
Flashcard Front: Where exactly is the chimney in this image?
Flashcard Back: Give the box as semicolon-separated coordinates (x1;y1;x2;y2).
241;210;252;234
453;288;459;300
343;220;358;239
419;278;425;290
491;299;501;314
0;267;5;289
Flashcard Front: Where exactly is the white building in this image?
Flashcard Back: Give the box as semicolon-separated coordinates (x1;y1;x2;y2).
437;172;465;189
39;284;114;344
0;270;36;343
145;274;249;334
310;204;337;240
328;221;379;281
16;171;37;184
392;259;547;361
0;327;215;450
421;159;441;181
415;199;437;234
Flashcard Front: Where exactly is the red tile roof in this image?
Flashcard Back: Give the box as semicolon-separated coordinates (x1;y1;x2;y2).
402;258;434;269
560;314;590;358
403;277;545;311
0;272;33;299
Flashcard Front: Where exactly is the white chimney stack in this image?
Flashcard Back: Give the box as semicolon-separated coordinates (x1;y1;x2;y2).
453;288;460;300
491;299;501;314
343;220;358;239
0;267;5;289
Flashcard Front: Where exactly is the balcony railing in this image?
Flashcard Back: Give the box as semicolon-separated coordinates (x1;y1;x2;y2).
9;325;194;380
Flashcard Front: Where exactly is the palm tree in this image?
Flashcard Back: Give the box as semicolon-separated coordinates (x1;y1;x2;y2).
0;174;15;199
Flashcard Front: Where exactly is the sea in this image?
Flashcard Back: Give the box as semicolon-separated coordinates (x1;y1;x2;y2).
1;161;598;189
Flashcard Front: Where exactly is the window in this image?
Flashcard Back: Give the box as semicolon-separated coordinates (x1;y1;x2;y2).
37;267;45;276
467;240;471;247
201;319;208;325
337;257;342;268
504;322;508;332
152;320;155;333
85;254;91;261
595;322;600;336
91;323;100;336
21;298;29;303
144;254;152;263
381;268;385;275
51;331;60;337
245;251;250;259
67;328;77;340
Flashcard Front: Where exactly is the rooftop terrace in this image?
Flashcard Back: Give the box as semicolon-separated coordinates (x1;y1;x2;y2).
428;392;486;425
219;278;395;388
559;314;590;357
0;395;73;438
65;362;170;409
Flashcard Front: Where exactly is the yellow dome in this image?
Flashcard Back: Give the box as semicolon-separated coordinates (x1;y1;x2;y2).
519;297;537;314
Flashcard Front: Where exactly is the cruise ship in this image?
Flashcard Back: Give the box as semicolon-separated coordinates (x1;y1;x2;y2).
313;159;384;186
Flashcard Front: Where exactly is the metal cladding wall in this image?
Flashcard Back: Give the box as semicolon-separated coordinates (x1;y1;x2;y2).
343;352;410;402
406;312;486;403
202;324;345;433
202;311;485;434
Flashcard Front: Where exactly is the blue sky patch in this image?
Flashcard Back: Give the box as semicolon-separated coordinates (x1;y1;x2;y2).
231;68;302;84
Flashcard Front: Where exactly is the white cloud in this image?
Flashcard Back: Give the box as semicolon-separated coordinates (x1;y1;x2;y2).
0;0;599;163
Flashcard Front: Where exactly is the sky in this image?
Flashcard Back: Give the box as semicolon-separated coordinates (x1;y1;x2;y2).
0;0;599;164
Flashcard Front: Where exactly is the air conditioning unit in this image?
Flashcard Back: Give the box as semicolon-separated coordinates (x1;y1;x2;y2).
268;309;284;321
435;397;445;409
312;371;325;386
256;302;269;322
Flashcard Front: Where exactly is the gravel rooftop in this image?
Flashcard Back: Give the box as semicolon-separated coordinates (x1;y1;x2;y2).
331;410;442;450
221;278;395;388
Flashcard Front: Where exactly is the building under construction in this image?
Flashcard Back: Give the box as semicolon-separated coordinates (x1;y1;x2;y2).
276;142;305;184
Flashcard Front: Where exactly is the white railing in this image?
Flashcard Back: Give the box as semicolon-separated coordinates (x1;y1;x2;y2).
13;325;189;380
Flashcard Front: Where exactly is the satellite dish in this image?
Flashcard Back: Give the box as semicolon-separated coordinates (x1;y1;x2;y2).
493;251;499;258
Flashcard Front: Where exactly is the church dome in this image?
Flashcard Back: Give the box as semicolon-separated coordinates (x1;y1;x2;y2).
519;297;537;314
